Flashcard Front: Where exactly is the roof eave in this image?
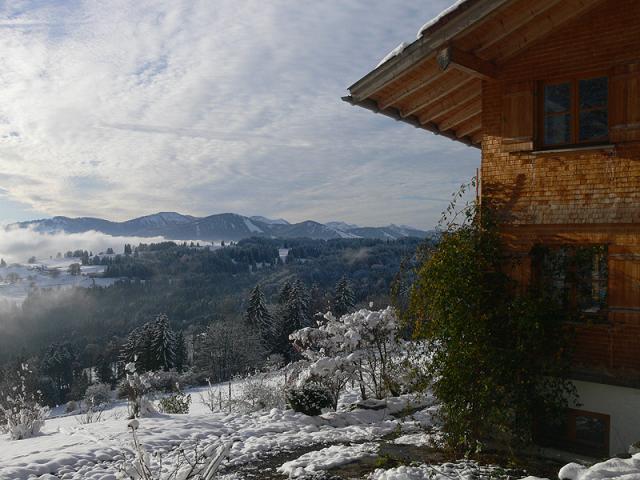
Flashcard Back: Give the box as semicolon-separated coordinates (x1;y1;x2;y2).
348;0;512;101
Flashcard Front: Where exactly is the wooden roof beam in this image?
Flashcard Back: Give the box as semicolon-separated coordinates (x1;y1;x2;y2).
418;80;482;124
437;45;497;80
455;114;482;139
438;97;482;132
471;0;564;55
493;0;606;63
401;75;477;118
379;61;443;110
341;95;479;149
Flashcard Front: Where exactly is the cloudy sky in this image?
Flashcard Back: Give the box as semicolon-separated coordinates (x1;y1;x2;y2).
0;0;479;230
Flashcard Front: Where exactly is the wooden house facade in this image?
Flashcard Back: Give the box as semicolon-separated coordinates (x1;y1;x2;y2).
344;0;640;456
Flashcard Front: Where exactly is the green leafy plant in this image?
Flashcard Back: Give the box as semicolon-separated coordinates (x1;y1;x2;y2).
286;383;333;416
403;181;576;453
158;386;191;414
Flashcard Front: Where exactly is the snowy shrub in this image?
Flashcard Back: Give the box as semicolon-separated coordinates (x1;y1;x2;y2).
286;383;332;416
0;364;49;440
75;403;106;424
231;372;285;413
84;382;112;407
117;419;230;479
198;379;221;413
65;400;78;413
158;387;191;414
290;307;402;402
124;361;156;419
144;370;181;393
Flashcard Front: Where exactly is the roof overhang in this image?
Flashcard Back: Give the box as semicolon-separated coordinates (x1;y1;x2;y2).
344;0;607;148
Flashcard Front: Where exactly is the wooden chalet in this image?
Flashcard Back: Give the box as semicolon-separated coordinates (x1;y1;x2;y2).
344;0;640;457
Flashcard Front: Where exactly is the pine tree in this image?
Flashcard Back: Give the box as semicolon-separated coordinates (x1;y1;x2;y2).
278;281;292;305
150;314;176;371
245;284;273;334
174;331;187;373
272;279;310;361
333;275;355;317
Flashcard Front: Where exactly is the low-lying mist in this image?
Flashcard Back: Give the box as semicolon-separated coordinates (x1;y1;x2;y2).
0;225;167;263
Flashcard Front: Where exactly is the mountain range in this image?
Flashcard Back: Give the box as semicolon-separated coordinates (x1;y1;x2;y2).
11;212;432;242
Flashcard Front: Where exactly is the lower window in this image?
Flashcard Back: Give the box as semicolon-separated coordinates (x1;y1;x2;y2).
530;244;608;321
537;409;610;457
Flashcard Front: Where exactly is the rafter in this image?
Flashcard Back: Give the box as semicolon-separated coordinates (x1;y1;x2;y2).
379;61;443;110
492;0;606;63
418;82;482;124
455;114;482;139
400;73;475;118
438;98;482;132
437;45;498;79
472;0;564;55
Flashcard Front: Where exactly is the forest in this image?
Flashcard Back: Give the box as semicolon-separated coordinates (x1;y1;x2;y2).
0;236;425;407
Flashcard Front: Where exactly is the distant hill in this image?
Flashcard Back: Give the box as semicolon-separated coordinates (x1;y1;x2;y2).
11;212;434;242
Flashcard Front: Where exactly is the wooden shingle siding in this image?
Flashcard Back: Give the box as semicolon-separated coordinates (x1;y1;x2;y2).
482;0;640;385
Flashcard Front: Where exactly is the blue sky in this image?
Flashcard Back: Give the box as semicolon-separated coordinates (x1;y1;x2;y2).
0;0;479;230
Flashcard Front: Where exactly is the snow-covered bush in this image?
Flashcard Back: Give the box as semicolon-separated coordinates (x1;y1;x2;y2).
84;382;112;407
65;400;78;413
124;361;156;419
232;372;285;413
117;419;230;479
0;364;49;440
290;307;403;402
286;383;333;416
198;379;221;413
158;387;191;414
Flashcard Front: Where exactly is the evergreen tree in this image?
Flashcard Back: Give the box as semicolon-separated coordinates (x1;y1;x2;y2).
272;279;311;361
245;284;273;335
150;314;176;371
1;258;7;267
42;342;76;402
174;331;187;373
333;275;355;317
278;281;292;305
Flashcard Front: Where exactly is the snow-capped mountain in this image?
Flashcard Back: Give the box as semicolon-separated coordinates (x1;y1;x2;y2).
11;213;432;241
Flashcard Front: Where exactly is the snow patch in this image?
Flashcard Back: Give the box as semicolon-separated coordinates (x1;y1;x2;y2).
417;0;471;39
242;218;263;233
376;42;409;68
278;442;379;477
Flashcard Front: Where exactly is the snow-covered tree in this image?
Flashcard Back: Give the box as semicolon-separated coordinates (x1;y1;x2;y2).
290;307;402;401
150;314;176;371
0;364;49;440
244;284;273;338
333;276;355;317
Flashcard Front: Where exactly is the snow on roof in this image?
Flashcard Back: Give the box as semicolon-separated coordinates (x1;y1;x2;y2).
417;0;472;39
375;42;409;68
375;0;472;68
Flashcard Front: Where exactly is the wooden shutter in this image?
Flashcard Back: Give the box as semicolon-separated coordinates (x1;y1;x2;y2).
610;62;640;143
501;81;534;152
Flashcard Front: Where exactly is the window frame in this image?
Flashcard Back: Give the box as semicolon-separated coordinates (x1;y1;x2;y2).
530;243;609;323
537;72;611;149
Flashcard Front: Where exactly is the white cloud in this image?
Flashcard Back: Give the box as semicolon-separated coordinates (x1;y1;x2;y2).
0;0;479;230
0;225;165;263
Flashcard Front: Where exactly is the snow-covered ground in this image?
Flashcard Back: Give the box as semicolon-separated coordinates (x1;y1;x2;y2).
1;374;635;480
0;258;118;304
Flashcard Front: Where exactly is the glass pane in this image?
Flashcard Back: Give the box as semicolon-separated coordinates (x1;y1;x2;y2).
545;83;571;113
579;77;608;109
544;114;571;145
579;110;608;141
575;415;607;446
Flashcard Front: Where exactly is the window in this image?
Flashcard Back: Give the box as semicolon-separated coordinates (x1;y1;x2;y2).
531;245;608;320
536;409;610;457
540;76;609;147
